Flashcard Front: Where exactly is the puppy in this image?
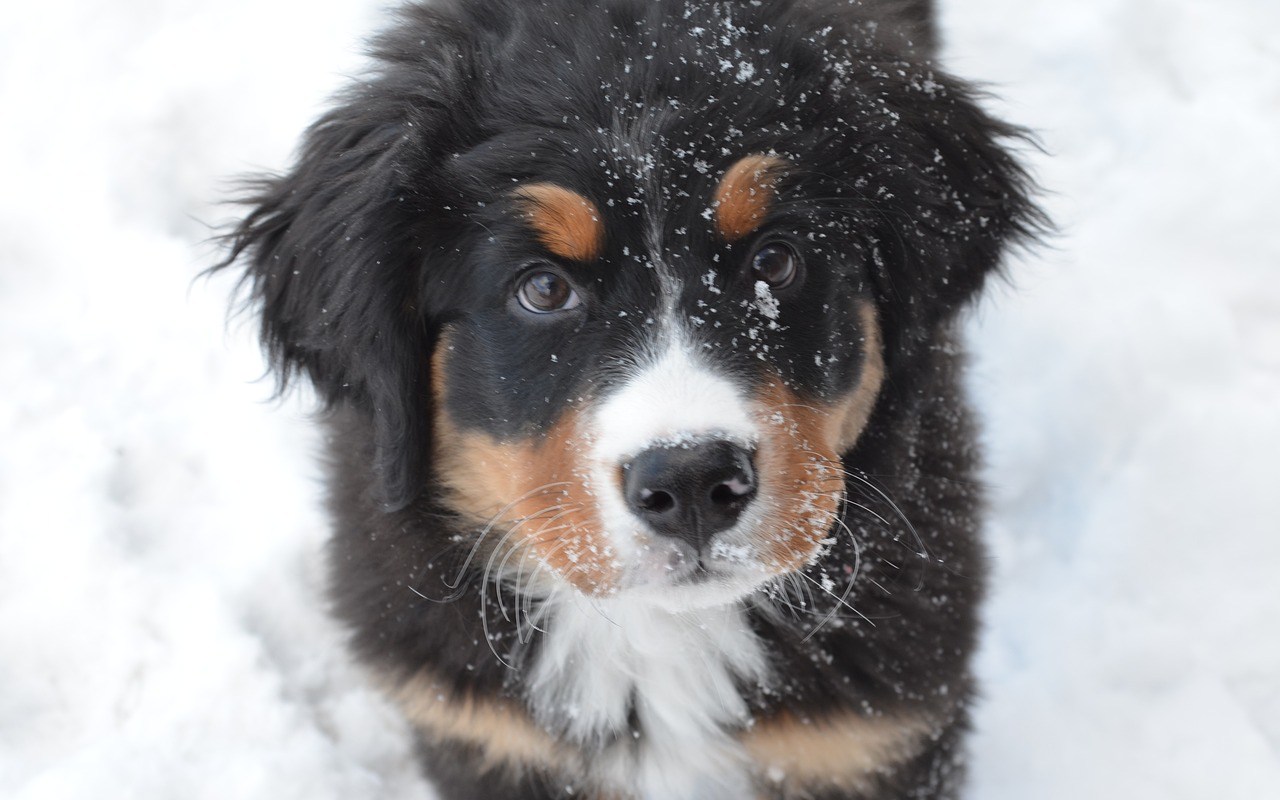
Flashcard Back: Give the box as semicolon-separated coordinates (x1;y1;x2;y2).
218;1;1042;797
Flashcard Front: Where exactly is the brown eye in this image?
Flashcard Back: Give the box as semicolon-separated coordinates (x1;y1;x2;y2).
517;270;581;313
749;242;799;289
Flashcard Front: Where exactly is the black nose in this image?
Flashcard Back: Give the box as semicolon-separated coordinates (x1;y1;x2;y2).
622;441;758;552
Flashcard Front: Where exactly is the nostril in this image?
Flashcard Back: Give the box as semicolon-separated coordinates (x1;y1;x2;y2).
638;488;676;513
708;483;735;506
709;478;754;506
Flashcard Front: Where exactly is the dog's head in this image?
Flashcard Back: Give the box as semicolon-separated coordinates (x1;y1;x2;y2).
221;0;1039;609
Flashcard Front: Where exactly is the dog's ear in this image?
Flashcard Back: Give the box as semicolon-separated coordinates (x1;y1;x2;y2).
848;70;1046;351
216;86;444;511
213;5;483;510
803;9;1045;351
861;0;939;54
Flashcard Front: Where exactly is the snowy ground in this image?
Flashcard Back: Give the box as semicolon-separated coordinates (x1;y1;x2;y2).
2;0;1277;797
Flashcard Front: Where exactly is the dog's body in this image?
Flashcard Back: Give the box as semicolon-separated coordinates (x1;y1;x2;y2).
220;1;1041;797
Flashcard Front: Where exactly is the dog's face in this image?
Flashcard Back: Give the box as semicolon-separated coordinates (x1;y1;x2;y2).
429;145;885;606
223;0;1037;611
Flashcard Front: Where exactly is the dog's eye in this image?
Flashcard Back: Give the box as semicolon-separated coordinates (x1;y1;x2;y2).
517;270;581;314
749;242;799;289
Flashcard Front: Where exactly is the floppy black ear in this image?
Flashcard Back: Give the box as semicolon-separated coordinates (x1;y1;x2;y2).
863;0;939;54
855;72;1046;349
801;6;1044;351
213;1;484;510
216;93;435;511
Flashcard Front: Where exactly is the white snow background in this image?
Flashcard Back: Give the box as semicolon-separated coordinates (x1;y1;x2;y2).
2;0;1278;797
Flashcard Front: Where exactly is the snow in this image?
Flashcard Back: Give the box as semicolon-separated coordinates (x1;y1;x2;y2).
943;1;1280;795
1;0;1278;797
753;280;781;321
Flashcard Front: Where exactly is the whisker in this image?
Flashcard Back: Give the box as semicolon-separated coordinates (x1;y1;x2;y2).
509;508;582;636
488;511;579;625
799;448;931;589
770;401;828;414
798;571;876;629
476;501;577;668
505;520;577;632
445;481;572;589
491;506;577;621
770;572;813;619
516;537;577;642
480;584;516;670
801;510;864;642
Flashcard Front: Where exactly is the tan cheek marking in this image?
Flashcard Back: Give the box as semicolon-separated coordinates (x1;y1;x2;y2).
741;711;931;792
753;300;885;571
713;154;788;241
431;341;616;595
834;300;886;452
512;183;605;262
755;379;844;571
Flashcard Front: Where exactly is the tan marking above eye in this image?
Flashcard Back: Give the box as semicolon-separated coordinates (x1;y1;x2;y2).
512;183;605;262
712;154;789;241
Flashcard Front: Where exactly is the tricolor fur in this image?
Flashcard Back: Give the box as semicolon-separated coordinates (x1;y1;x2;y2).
217;0;1044;798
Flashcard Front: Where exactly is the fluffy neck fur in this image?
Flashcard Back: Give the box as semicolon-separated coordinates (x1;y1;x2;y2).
528;595;768;799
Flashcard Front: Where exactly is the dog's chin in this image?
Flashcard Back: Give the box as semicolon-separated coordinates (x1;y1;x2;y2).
623;575;761;612
608;539;785;612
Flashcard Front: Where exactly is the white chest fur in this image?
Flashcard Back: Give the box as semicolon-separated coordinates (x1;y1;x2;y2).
528;597;769;800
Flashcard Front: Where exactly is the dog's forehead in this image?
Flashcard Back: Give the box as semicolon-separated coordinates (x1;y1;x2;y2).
500;119;791;268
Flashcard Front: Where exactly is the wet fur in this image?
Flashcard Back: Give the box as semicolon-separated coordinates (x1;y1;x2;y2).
216;0;1042;797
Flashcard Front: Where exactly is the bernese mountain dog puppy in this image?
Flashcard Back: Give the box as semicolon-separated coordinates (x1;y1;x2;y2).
218;0;1043;797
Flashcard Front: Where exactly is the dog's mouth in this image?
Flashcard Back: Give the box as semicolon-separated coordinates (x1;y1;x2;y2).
670;556;760;589
658;558;714;589
665;551;731;586
607;517;835;610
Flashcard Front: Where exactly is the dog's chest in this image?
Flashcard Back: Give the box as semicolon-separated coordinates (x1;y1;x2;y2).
527;599;769;800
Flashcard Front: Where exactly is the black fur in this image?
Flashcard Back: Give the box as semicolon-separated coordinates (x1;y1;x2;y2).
217;1;1042;797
